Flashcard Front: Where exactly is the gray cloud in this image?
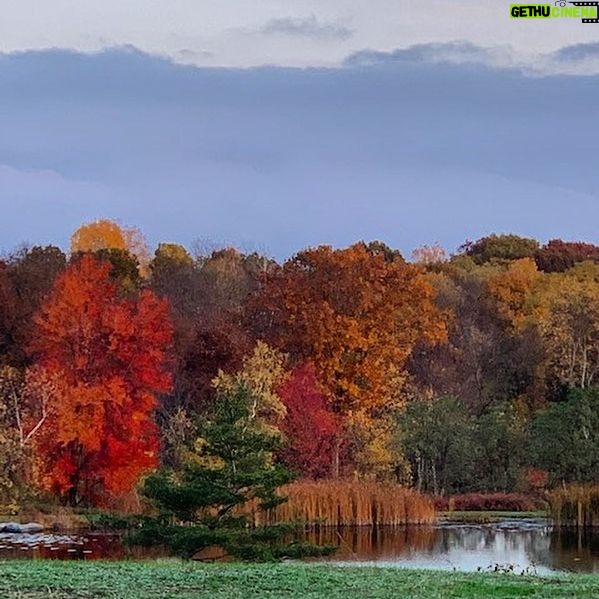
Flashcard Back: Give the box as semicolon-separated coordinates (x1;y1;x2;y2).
345;40;599;76
177;48;214;60
344;42;519;70
260;15;353;41
551;42;599;62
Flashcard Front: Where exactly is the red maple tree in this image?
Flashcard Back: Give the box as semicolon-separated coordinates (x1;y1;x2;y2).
278;363;339;479
28;255;173;506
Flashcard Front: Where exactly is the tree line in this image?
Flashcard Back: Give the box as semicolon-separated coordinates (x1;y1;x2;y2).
1;221;598;510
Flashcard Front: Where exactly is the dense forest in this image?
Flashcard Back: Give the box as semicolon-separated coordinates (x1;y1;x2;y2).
1;220;599;511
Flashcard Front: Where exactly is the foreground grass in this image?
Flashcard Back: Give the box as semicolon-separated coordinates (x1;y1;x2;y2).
0;561;598;599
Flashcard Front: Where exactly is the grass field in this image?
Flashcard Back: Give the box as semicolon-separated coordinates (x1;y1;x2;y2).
0;561;598;599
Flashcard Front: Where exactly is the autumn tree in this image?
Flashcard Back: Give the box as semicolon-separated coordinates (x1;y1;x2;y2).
149;243;196;318
249;242;447;476
411;243;448;267
344;410;405;482
27;255;173;506
175;326;250;413
485;258;540;331
253;243;445;414
0;247;66;367
0;365;63;507
198;248;275;321
0;262;17;364
535;239;599;273
149;243;217;413
70;219;150;274
149;245;258;424
213;341;288;434
408;264;544;413
536;269;599;390
277;363;338;479
93;248;142;292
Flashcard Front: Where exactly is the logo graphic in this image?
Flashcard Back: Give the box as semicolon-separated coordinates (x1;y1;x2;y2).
510;1;599;22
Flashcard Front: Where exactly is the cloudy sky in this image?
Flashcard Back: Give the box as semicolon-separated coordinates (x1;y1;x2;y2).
3;0;599;69
1;1;598;258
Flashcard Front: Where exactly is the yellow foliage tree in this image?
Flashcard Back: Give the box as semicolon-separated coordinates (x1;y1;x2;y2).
485;258;541;331
535;269;599;389
345;410;409;482
213;341;288;432
153;243;194;267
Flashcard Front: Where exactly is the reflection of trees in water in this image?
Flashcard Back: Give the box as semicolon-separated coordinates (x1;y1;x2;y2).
5;523;599;571
439;526;549;553
331;523;599;573
548;528;599;573
300;526;438;560
436;526;551;568
301;524;557;569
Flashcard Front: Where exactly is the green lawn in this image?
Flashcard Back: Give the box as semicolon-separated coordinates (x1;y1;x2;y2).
0;561;598;599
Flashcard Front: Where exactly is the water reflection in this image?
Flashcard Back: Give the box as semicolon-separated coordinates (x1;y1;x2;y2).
548;528;599;573
4;519;599;573
306;519;560;574
0;532;164;560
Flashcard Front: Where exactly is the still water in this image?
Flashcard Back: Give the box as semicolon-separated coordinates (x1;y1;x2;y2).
312;519;599;574
2;519;599;574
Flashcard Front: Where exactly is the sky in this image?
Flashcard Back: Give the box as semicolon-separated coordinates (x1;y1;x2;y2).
1;1;598;259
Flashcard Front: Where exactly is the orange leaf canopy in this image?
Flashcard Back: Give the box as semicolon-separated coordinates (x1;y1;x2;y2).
29;255;173;506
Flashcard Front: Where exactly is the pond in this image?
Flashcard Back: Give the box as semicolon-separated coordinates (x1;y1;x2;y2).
310;519;599;574
3;519;599;574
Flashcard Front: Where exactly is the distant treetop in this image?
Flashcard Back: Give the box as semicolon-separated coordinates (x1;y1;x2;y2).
535;239;599;273
459;234;540;265
70;219;150;271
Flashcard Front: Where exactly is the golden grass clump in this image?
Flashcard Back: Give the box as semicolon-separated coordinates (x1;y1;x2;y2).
548;485;599;528
253;480;435;527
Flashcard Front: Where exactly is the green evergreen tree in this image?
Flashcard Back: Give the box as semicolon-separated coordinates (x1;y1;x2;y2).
136;383;333;560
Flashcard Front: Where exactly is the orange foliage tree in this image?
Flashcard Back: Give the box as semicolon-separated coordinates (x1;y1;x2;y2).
250;243;447;475
253;243;446;414
70;219;150;273
28;255;173;506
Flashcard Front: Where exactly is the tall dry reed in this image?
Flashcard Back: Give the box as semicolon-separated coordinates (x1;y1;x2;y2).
251;480;435;527
548;485;599;528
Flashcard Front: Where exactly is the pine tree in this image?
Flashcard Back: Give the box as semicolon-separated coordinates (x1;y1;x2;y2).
138;383;334;560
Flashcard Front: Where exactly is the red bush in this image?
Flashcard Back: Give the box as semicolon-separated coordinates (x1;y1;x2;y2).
435;493;542;512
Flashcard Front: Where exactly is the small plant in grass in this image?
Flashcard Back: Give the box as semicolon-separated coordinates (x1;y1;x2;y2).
133;383;335;560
